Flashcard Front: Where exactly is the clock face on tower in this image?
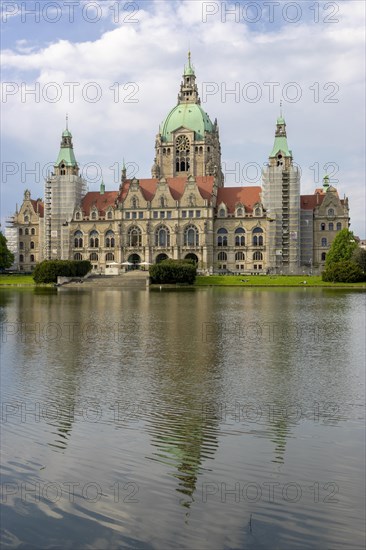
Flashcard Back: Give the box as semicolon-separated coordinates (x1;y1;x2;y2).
176;135;190;152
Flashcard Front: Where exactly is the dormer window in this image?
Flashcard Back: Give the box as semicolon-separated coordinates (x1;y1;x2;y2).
75;212;81;220
91;210;97;220
219;208;226;217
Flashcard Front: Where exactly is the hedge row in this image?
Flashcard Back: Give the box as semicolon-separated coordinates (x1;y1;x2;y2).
149;259;196;284
33;260;92;284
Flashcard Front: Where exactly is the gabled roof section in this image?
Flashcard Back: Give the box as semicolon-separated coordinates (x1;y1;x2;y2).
30;199;44;217
81;191;119;216
217;187;262;214
120;176;215;203
300;194;326;210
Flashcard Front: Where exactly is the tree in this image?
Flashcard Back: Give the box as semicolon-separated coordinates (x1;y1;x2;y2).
325;228;358;267
0;231;14;270
322;260;364;283
352;247;366;274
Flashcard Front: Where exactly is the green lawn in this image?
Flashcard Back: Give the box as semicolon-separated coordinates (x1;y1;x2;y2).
195;275;366;288
0;274;35;286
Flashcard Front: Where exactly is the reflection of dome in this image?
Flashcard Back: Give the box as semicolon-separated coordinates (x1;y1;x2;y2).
160;104;214;142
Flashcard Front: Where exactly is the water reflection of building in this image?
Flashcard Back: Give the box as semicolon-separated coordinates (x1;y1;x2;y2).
144;290;223;510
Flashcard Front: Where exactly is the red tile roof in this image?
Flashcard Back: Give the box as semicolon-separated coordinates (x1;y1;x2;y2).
216;186;262;213
30;199;44;217
81;191;119;216
300;193;326;210
120;176;215;203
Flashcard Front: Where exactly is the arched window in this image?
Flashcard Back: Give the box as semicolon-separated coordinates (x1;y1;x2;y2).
19;228;23;235
107;210;113;220
236;207;244;217
155;225;170;247
30;254;35;262
19;254;24;262
19;242;24;249
106;252;115;261
105;230;115;248
60;163;66;175
235;252;245;261
252;227;264;246
89;230;99;248
25;228;29;235
31;228;35;235
90;252;98;262
321;252;326;261
175;135;190;172
321;237;327;247
218;252;227;261
329;223;334;231
255;207;261;216
128;226;142;247
336;222;342;231
321;223;326;231
235;227;245;246
75;212;81;220
91;210;97;220
131;197;138;209
184;225;199;247
74;253;82;260
217;228;228;247
74;231;83;248
219;208;226;217
30;241;35;249
253;251;263;261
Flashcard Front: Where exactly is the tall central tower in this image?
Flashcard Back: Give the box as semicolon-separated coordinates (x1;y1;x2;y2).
262;115;300;273
152;53;223;184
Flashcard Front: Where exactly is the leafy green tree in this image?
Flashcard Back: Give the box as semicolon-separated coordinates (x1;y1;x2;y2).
0;231;14;270
325;228;358;267
352;247;366;273
322;260;365;283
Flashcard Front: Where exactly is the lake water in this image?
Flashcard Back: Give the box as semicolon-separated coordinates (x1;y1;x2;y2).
1;287;365;549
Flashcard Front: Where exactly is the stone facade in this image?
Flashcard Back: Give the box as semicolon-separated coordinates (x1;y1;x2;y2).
6;55;350;274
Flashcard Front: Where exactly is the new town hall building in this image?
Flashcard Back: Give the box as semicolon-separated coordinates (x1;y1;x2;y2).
7;55;350;274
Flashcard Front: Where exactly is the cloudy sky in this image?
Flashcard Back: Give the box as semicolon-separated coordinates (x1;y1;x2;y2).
1;0;365;236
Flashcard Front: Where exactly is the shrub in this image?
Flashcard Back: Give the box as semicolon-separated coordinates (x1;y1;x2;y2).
322;260;365;283
149;259;196;285
33;260;92;284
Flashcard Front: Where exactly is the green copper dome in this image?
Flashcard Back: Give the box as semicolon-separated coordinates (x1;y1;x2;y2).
62;129;72;137
160;103;214;142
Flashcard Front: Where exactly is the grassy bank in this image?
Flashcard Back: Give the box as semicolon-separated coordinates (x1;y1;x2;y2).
195;275;366;288
0;274;35;286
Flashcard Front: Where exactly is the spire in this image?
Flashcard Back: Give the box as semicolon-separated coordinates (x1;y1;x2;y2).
270;111;291;159
100;179;105;195
178;51;200;104
184;50;195;76
121;159;127;182
55;121;78;173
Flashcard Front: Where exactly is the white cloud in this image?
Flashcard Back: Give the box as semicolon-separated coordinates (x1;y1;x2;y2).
1;0;365;235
